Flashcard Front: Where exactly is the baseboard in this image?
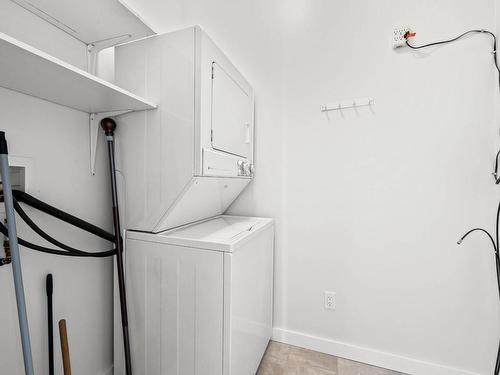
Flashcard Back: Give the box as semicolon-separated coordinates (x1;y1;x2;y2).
272;328;482;375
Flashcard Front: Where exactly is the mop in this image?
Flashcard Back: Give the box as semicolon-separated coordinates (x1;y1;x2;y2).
0;131;34;375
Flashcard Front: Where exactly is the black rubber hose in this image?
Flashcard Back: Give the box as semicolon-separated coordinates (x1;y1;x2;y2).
11;190;115;243
14;199;115;255
0;222;116;258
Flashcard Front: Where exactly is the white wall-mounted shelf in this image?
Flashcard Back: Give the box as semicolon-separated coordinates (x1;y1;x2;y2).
0;31;157;175
0;31;156;113
10;0;155;45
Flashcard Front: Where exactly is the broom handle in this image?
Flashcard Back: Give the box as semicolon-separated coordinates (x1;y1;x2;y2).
59;319;71;375
47;274;54;375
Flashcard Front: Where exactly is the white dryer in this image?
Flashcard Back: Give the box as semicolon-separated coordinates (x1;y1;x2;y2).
114;26;255;232
114;215;274;375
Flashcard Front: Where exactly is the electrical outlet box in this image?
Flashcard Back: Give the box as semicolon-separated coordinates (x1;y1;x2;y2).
0;157;33;217
324;291;336;310
393;26;410;49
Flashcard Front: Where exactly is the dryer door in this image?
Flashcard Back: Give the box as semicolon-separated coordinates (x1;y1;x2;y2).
211;62;252;158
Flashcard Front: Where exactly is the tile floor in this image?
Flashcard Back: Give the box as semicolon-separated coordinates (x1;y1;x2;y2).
256;341;406;375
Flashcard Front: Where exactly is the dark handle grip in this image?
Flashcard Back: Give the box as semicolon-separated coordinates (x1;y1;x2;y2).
0;131;8;155
46;274;53;296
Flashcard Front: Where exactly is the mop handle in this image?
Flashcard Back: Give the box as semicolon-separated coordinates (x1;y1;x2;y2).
46;274;54;375
59;319;71;375
0;132;34;375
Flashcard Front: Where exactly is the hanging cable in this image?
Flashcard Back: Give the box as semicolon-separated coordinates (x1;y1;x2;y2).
407;29;500;375
458;203;500;375
495;193;500;375
493;150;500;185
457;228;497;252
405;29;500;91
458;200;500;375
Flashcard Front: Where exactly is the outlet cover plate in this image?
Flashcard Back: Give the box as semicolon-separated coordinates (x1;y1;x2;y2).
324;291;336;310
393;26;410;49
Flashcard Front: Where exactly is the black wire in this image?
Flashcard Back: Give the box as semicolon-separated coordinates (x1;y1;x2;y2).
458;202;500;375
405;29;500;91
495;255;500;375
494;150;500;185
490;198;500;375
14;199;116;255
412;30;500;375
496;262;500;375
408;30;500;188
458;227;498;253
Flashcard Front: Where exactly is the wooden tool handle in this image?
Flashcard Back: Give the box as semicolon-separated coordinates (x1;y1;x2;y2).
58;319;71;375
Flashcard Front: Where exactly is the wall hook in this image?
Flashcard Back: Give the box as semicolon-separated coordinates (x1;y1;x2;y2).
320;97;374;112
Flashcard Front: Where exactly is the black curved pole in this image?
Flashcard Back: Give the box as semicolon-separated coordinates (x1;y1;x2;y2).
101;118;132;375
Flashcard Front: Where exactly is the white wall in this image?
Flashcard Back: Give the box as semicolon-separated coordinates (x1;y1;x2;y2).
280;1;499;375
0;1;114;374
125;1;500;375
1;0;498;375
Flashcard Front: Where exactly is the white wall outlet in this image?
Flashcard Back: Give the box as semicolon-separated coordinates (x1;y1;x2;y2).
393;26;410;49
324;291;336;310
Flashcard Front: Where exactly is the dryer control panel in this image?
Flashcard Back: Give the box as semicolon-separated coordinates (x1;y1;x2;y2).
237;160;254;177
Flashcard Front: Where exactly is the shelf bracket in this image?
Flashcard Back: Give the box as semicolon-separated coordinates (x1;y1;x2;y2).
86;34;131;75
89;111;131;175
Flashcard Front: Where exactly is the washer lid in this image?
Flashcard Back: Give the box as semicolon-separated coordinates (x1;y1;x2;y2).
127;215;273;252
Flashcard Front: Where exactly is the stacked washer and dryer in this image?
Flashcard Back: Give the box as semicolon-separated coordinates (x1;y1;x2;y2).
112;26;274;375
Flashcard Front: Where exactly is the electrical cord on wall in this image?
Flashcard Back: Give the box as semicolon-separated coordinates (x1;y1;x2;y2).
404;29;500;375
458;201;500;375
493;150;500;184
405;29;500;90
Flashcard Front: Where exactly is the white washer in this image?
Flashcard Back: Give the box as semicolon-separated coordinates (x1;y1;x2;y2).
114;215;274;375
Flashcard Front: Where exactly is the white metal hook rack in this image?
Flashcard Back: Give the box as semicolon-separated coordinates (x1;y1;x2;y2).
320;97;374;112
